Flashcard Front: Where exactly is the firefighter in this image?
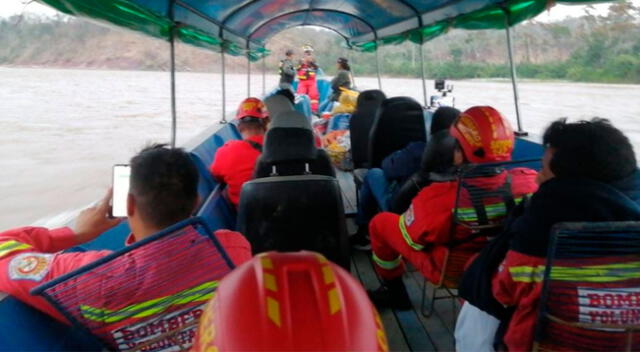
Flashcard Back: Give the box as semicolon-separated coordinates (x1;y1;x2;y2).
210;97;269;207
367;106;539;309
487;118;640;351
296;44;320;113
192;251;388;352
0;145;251;323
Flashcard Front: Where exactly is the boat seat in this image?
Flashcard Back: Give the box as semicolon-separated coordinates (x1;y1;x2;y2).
270;110;312;130
237;175;349;269
196;184;237;231
191;123;241;166
31;217;234;351
368;96;427;168
254;119;334;178
534;221;640;351
264;94;295;119
390;130;458;214
349;90;386;169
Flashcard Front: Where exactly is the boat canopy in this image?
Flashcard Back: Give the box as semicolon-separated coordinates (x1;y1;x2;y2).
38;0;607;61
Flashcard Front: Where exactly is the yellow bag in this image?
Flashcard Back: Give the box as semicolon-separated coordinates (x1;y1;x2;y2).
330;89;359;115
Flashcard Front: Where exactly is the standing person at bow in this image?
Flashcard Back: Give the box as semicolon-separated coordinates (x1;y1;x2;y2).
330;57;353;102
278;49;296;91
296;44;320;113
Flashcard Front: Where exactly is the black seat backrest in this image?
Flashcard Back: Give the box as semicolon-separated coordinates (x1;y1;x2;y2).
254;125;335;178
369;96;426;168
390;130;458;214
349;90;386;169
237;175;349;269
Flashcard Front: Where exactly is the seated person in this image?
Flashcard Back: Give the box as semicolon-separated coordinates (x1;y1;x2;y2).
210;97;269;207
456;118;640;352
366;106;538;309
351;106;461;250
192;251;387;351
0;145;251;323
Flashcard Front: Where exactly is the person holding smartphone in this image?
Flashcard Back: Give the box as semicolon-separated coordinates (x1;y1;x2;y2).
0;144;251;323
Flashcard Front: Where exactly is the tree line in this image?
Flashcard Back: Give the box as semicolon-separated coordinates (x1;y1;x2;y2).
1;1;639;84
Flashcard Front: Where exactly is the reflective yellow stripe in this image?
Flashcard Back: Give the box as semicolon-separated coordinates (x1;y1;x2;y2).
80;281;218;323
456;197;527;222
510;261;640;284
551;261;640;283
0;241;32;258
398;215;424;250
372;253;402;270
509;265;545;283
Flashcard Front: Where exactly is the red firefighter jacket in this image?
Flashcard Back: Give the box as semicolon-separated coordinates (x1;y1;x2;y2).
400;168;538;285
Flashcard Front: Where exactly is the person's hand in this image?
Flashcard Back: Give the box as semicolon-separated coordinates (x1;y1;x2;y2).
73;189;122;244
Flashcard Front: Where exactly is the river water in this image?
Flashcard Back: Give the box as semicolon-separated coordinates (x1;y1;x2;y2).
1;67;639;229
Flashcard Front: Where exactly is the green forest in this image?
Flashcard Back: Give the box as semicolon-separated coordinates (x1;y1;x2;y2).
1;1;639;83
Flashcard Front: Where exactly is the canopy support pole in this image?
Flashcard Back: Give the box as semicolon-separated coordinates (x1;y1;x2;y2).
169;7;177;148
247;56;251;97
419;39;428;107
375;41;382;90
262;57;266;96
220;49;227;124
504;13;527;135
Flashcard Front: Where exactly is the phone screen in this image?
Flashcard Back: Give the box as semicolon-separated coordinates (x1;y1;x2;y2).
111;165;131;218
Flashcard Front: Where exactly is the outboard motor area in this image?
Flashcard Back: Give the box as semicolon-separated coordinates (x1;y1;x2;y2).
237;175;350;269
429;79;455;109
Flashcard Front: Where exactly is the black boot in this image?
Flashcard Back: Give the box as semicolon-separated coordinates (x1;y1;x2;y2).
367;277;412;310
349;226;371;251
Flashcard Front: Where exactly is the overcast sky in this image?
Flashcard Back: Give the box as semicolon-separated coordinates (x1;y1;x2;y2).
1;0;638;22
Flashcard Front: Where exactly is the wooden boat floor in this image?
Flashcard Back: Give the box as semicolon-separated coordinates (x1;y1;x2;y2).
350;250;461;352
335;168;357;215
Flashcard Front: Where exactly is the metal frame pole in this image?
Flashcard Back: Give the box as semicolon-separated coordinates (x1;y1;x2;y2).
247;56;251;97
505;16;526;135
262;56;266;96
375;40;382;90
169;27;177;147
220;49;227;124
418;36;428;107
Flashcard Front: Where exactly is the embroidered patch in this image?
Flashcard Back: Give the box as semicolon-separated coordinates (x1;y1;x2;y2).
8;253;53;282
404;205;415;226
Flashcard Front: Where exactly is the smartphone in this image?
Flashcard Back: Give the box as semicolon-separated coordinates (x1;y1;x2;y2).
111;164;131;218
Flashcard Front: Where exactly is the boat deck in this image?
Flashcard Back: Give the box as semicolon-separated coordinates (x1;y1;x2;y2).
350;250;461;351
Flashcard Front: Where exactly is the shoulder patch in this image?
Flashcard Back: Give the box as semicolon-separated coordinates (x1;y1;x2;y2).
404;205;415;226
8;253;53;282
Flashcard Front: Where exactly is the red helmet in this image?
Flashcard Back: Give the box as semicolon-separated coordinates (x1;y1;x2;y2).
450;106;514;163
236;97;268;120
193;251;388;352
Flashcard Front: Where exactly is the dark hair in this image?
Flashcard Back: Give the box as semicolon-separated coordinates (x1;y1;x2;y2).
275;88;295;104
542;118;636;182
285;49;293;56
337;57;350;71
431;106;460;135
130;144;198;229
237;117;267;133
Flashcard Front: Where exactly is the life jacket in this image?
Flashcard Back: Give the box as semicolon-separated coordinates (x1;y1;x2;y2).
297;62;317;81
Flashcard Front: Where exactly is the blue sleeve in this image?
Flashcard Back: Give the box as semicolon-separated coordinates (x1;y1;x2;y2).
381;142;426;180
